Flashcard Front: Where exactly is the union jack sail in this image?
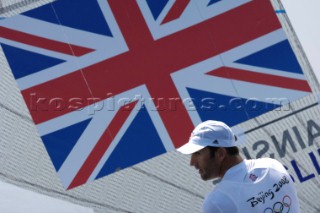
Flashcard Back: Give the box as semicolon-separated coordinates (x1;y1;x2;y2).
0;0;311;189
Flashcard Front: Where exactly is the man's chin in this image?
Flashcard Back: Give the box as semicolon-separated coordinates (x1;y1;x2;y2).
200;173;216;181
200;174;210;181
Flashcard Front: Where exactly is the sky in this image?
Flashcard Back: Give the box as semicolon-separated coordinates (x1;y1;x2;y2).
282;0;320;81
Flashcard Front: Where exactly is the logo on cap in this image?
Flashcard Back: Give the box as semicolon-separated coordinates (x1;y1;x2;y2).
249;173;258;182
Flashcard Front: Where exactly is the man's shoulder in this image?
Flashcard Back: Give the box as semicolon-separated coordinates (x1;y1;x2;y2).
247;158;285;170
248;157;277;164
203;188;238;213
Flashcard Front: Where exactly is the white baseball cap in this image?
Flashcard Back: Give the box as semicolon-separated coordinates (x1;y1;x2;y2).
177;120;237;154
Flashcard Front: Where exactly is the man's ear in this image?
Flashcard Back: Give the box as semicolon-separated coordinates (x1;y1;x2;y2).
216;147;227;160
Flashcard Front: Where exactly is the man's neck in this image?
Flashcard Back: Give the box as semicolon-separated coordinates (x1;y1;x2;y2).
219;155;244;178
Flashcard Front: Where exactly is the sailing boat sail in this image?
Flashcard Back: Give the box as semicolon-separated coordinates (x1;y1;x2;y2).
0;0;319;212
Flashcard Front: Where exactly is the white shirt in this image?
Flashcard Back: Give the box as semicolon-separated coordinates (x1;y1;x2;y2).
203;158;300;213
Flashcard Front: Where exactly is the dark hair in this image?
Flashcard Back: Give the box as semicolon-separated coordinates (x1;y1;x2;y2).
208;146;239;157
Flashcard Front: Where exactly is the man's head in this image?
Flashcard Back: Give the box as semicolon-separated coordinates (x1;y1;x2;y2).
177;120;237;154
177;120;240;180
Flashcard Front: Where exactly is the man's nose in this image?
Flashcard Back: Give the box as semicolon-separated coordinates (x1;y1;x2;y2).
190;154;196;166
